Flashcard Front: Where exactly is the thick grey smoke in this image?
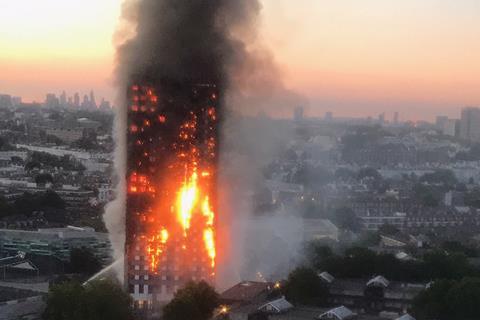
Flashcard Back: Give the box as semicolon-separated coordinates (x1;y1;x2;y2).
116;0;262;91
105;0;305;286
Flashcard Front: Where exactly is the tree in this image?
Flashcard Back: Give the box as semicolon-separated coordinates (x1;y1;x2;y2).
284;267;329;306
25;160;41;171
378;224;400;236
0;196;14;219
357;167;382;181
82;280;133;320
42;281;84;320
305;242;334;269
69;248;102;276
35;173;54;185
14;191;65;216
163;281;219;320
411;280;454;320
291;164;334;188
335;168;356;181
442;241;479;257
72;136;103;151
25;151;86;171
412;278;480;320
330;207;361;232
40;191;66;210
464;188;480;208
420;169;457;186
248;311;269;320
43;280;133;320
45;134;64;145
310;245;480;284
413;184;440;207
342;247;379;277
0;137;14;151
10;156;24;165
422;251;472;280
446;278;480;320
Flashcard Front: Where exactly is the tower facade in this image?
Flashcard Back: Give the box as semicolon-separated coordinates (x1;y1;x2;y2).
125;82;218;309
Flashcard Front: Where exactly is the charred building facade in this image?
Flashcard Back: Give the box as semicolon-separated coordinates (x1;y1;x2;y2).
125;81;219;307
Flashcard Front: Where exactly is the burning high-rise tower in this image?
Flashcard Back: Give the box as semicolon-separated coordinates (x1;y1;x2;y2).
113;0;264;310
125;80;219;307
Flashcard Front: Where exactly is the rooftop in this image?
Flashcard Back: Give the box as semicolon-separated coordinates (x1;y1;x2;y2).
318;306;355;320
258;297;293;314
221;281;273;303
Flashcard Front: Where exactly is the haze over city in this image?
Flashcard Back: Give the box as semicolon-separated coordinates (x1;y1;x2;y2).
1;0;479;120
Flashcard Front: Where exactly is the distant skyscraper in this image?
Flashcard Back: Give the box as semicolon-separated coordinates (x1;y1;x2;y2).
60;91;67;106
90;90;97;108
378;113;386;124
82;94;90;109
74;93;80;107
325;112;333;121
442;119;458;137
393;112;399;125
436;116;448;129
460;107;480;141
99;98;111;111
11;97;22;106
294;106;304;121
45;93;59;108
0;94;12;108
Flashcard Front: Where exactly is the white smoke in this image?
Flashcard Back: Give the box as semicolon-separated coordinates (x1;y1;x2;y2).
217;114;305;290
103;96;127;282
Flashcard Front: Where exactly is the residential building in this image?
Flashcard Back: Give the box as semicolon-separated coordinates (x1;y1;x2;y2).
0;227;111;263
460;107;480;142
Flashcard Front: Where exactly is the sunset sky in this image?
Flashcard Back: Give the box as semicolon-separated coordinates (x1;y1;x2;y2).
0;0;479;120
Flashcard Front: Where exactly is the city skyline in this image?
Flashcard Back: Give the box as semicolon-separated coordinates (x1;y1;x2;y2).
2;89;477;125
1;0;479;120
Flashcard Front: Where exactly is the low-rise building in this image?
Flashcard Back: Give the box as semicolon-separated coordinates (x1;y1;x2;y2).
45;127;84;144
0;227;111;263
328;276;425;314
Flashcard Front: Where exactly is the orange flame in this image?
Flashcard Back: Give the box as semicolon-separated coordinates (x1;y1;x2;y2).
177;171;199;234
204;228;216;268
202;196;214;226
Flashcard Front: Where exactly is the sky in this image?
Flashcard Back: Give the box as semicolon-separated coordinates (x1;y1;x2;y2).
0;0;479;120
